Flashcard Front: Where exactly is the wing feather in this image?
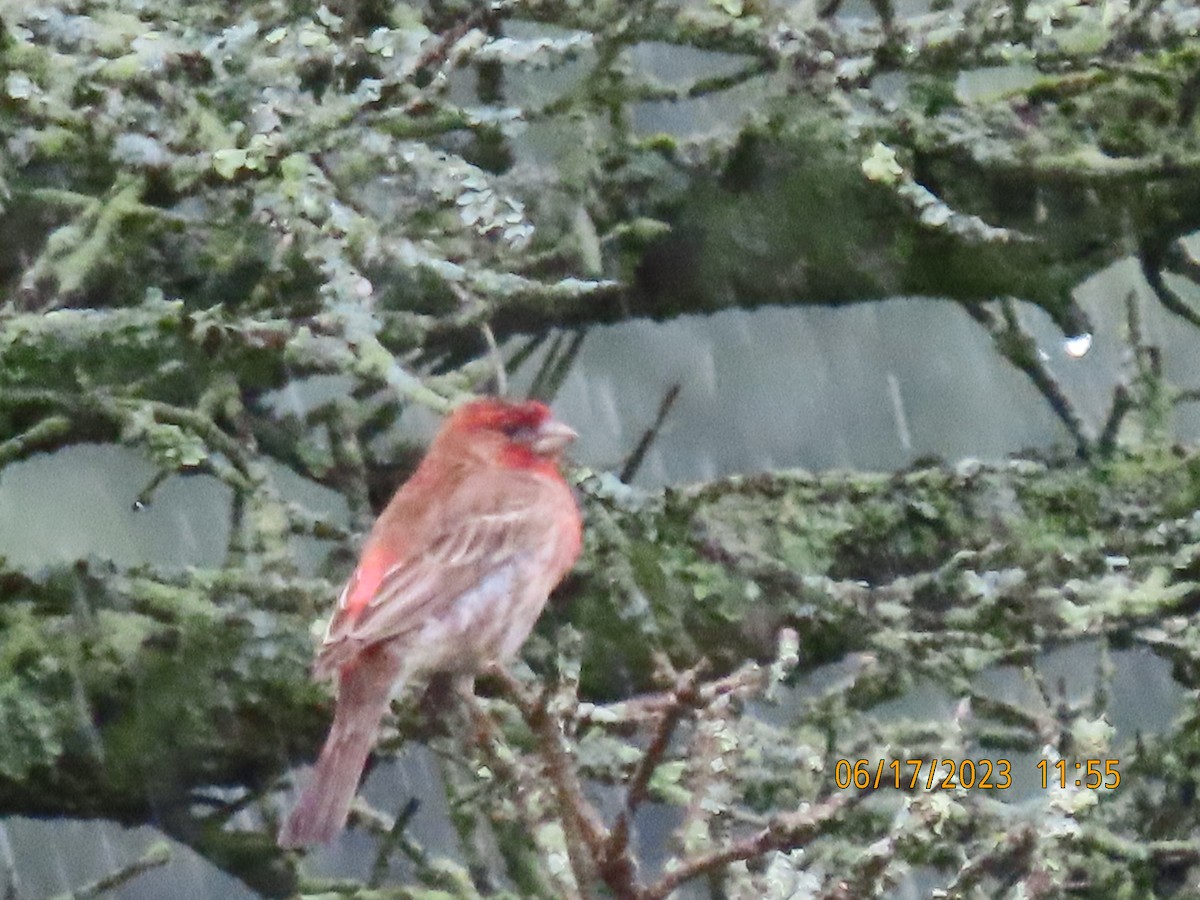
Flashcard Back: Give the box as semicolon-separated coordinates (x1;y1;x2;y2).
314;468;573;676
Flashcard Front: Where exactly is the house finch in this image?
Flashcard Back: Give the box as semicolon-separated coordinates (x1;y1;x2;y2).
278;398;582;847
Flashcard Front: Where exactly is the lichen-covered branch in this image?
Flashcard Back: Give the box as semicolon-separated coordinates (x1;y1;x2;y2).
3;0;1200;896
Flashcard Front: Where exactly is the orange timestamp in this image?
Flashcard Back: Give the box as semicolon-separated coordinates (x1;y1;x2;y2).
1037;758;1120;789
833;758;1012;791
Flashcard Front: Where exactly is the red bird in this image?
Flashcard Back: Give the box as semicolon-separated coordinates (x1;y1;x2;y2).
278;398;582;847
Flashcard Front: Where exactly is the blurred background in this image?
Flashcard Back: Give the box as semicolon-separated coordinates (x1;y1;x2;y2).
3;0;1200;896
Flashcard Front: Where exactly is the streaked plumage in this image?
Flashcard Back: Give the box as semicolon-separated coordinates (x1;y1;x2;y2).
278;398;581;848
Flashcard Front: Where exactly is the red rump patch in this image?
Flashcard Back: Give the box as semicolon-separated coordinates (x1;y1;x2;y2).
341;542;398;620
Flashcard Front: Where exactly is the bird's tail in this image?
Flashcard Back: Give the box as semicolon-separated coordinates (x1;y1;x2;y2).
278;652;402;848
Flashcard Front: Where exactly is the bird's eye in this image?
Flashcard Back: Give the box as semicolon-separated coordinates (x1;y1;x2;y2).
499;421;540;442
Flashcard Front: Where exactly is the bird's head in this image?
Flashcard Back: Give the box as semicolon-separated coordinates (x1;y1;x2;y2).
436;398;578;469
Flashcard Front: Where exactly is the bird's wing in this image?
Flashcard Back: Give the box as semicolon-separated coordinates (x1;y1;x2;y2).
314;469;568;676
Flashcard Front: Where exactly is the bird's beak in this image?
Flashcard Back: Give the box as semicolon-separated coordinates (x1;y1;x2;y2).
532;418;578;455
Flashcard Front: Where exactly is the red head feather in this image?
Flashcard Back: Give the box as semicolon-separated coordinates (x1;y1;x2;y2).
435;399;575;472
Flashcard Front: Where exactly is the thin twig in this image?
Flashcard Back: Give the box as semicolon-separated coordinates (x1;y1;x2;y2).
486;672;608;898
511;679;608;853
367;797;420;888
529;329;586;403
48;842;171;900
1098;385;1133;456
480;321;508;398
577;658;770;732
620;383;681;483
0;415;73;467
458;693;569;892
1141;248;1200;330
939;825;1038;898
281;502;352;542
321;402;374;531
1163;239;1200;285
0;822;21;900
640;799;847;900
961;300;1093;457
602;663;705;882
132;468;173;510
